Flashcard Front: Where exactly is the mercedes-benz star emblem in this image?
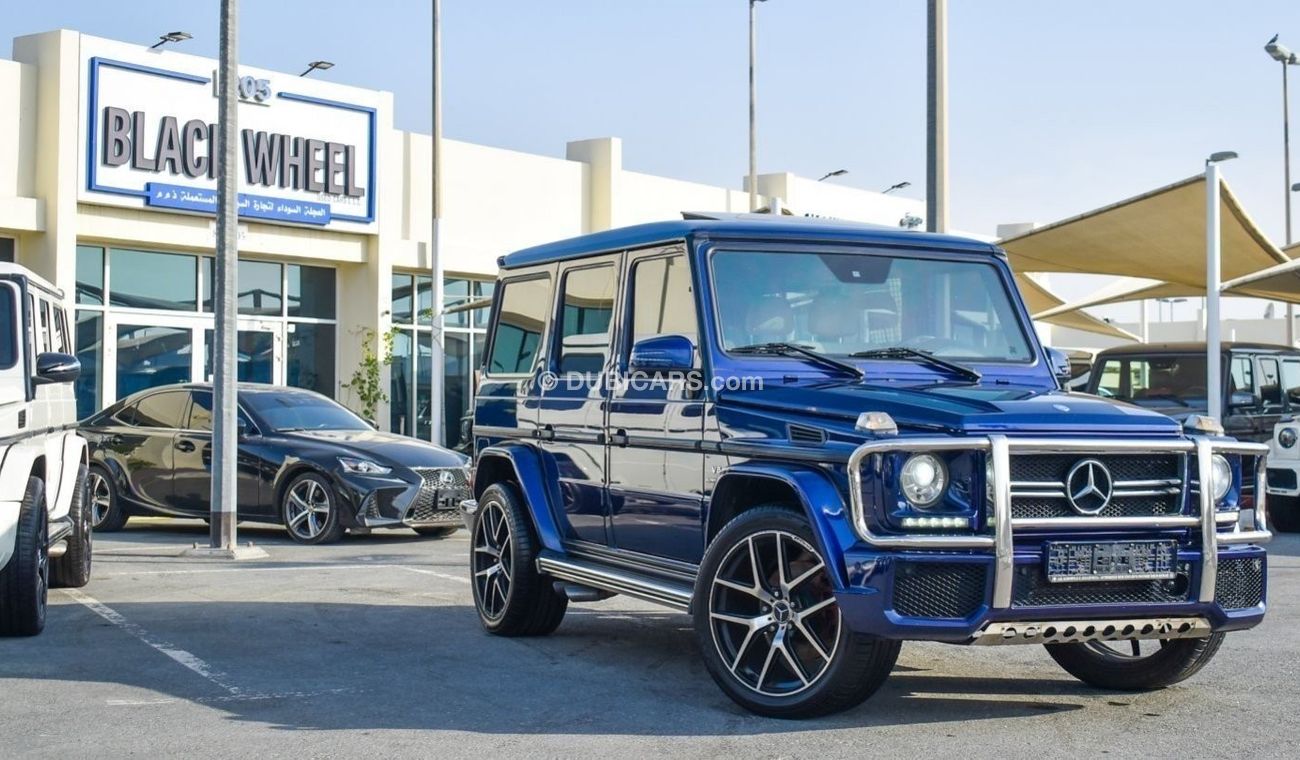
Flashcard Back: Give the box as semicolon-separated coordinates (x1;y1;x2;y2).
1066;459;1113;515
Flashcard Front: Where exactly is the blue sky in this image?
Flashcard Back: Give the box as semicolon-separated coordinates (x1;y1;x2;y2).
4;1;1300;315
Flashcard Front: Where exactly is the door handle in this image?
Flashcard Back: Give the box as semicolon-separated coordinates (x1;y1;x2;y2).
175;439;196;453
609;429;629;447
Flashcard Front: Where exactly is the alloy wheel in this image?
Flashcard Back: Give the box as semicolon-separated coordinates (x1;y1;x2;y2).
472;500;513;621
286;478;332;541
36;515;48;619
708;530;841;697
88;471;112;529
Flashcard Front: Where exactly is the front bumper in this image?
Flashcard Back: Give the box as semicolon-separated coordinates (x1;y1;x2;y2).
333;467;471;529
839;435;1271;643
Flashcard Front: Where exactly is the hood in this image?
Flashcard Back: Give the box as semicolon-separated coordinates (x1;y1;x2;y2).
279;429;470;468
720;380;1181;436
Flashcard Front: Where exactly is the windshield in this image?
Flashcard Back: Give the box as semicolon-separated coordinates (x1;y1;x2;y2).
1093;355;1209;407
242;391;370;432
711;250;1034;363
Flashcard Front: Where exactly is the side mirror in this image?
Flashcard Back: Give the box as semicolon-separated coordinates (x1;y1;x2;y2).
1228;391;1255;410
34;352;81;385
1045;347;1072;385
237;417;250;437
629;335;695;374
366;418;378;430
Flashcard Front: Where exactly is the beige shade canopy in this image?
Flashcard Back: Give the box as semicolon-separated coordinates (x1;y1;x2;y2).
1014;273;1139;341
999;174;1292;286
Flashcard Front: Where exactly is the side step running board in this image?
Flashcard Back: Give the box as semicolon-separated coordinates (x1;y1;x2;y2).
537;552;694;612
48;516;74;545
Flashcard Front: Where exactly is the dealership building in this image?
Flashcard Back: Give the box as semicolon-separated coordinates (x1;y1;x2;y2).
0;29;930;445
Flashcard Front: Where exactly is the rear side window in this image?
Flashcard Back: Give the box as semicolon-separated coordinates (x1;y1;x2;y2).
1231;356;1255;395
1096;359;1122;396
1260;357;1283;410
486;276;551;375
39;299;51;352
556;265;616;375
1283;360;1300;405
0;285;16;369
132;390;188;428
187;390;253;432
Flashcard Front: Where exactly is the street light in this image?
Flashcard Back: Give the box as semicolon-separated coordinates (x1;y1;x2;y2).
149;31;192;49
883;181;912;194
299;60;334;77
817;169;848;182
1265;35;1299;343
1206;151;1239;422
748;0;768;212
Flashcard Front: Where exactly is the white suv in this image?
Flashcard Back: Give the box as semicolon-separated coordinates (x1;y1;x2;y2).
0;264;91;636
1267;417;1300;533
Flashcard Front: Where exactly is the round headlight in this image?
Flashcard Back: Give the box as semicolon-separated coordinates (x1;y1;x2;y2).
1280;427;1298;449
901;453;947;508
1209;454;1233;502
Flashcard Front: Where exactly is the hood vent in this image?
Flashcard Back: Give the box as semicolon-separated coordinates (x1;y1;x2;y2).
788;424;827;446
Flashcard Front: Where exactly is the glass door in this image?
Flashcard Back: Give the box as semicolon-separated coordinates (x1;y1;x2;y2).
203;320;284;386
104;314;206;403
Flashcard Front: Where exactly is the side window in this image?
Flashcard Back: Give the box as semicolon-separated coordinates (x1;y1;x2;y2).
486;276;551;375
1283;360;1300;406
0;285;17;370
132;391;188;428
1230;356;1256;398
1096;360;1123;397
38;299;51;353
556;264;616;375
1259;357;1282;410
53;307;70;353
187;390;252;432
629;255;698;352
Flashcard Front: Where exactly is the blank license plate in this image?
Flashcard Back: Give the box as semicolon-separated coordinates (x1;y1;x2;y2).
1045;541;1178;584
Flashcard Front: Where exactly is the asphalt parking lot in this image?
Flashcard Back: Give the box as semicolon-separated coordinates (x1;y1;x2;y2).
2;520;1297;759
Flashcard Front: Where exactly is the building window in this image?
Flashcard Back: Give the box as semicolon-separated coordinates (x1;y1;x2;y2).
1;237;16;263
72;242;337;418
389;272;496;447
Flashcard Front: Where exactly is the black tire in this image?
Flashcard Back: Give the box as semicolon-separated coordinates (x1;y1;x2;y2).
1045;634;1225;690
51;465;92;589
88;465;128;532
1269;495;1300;533
0;478;50;637
413;525;459;538
281;472;345;545
693;506;900;718
471;483;567;636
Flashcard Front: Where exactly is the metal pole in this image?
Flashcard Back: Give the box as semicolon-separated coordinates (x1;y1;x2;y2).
211;0;238;550
430;0;445;445
1284;62;1295;344
748;0;759;211
1207;163;1223;423
926;0;949;233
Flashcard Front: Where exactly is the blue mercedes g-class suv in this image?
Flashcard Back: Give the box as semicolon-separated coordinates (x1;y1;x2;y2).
461;215;1271;718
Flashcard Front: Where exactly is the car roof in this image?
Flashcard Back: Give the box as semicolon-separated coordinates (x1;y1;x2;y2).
0;262;63;299
1096;341;1300;356
120;382;322;398
498;216;999;270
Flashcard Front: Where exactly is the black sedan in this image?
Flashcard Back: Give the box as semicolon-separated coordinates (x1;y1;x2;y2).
79;383;472;544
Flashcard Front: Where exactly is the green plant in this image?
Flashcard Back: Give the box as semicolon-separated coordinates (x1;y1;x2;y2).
341;326;397;422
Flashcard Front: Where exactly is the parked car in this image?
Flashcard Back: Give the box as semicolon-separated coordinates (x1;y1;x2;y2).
1086;341;1300;442
1053;347;1096;391
80;383;470;544
1265;418;1300;532
0;264;92;636
461;215;1270;718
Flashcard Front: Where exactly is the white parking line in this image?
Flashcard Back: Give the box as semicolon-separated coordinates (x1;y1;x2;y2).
393;565;470;584
60;588;243;696
93;563;471;581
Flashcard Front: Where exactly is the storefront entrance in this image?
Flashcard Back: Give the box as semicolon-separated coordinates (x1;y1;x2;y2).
106;314;286;401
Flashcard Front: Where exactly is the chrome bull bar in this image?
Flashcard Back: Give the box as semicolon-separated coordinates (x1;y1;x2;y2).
846;436;1271;611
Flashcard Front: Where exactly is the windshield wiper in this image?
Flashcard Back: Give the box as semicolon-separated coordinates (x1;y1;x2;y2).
731;342;864;380
850;347;981;382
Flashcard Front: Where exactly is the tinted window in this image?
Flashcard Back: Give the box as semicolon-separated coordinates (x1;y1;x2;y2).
1283;360;1300;405
111;249;197;311
76;245;105;305
1231;356;1255;394
286;322;335;395
1096;359;1122;397
1260;357;1282;410
630;255;697;350
132;391;188;428
391;274;414;324
0;286;16;370
242;391;368;432
1101;355;1208;407
487;276;551;375
287;264;336;319
39;300;51;352
557;265;616;375
75;312;101;419
53;307;70;353
187;391;253;432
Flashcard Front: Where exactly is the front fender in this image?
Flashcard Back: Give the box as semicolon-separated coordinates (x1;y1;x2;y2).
475;442;565;553
715;463;857;591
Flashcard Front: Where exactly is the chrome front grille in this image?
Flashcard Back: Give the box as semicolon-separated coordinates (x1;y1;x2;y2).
1009;452;1184;519
1011;562;1193;607
408;467;471;523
